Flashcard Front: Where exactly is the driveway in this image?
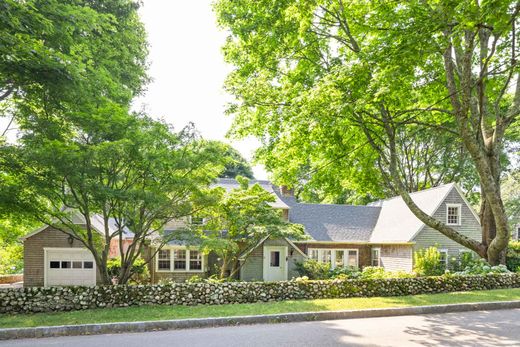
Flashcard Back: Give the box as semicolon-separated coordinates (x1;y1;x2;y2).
2;308;519;346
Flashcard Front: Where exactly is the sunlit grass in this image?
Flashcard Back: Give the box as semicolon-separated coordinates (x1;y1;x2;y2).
1;288;519;328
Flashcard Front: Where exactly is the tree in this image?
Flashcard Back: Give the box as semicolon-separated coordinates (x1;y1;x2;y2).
3;113;225;284
197;176;305;279
212;141;255;179
215;0;520;263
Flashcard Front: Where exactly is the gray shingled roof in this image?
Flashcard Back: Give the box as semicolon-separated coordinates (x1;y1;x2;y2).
286;203;381;242
213;178;290;209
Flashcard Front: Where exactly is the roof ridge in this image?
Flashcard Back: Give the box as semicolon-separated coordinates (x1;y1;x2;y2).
370;182;455;204
294;202;381;208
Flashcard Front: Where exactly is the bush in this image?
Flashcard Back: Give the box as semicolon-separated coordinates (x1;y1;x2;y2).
329;266;360;279
295;259;331;279
413;247;445;276
507;241;520;272
106;257;150;284
359;266;415;280
0;244;23;275
455;258;510;275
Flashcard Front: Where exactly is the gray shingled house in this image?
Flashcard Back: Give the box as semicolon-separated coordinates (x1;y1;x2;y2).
22;179;481;286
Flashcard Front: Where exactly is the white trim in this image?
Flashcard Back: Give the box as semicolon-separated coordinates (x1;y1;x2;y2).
446;203;462;226
43;247;96;287
238;236;307;260
263;245;288;281
452;184;481;223
307;248;359;269
154;246;205;273
295;240;415;245
371;247;381;267
284;238;308;258
20;225;50;241
438;248;449;268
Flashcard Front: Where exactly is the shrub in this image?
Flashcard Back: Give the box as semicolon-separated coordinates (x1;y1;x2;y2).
455;258;510;275
506;241;520;272
107;257;150;284
329;266;360;279
358;266;415;279
295;259;331;279
413;247;445;276
0;244;23;275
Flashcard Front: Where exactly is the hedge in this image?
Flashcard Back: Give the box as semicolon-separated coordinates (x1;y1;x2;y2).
1;274;519;314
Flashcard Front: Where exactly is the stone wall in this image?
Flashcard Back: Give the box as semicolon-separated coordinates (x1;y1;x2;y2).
1;274;519;314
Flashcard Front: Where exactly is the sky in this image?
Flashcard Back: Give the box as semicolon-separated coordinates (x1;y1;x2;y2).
134;1;268;180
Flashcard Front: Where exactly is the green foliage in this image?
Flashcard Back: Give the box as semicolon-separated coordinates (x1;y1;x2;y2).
0;244;23;275
413;247;445;277
358;266;415;280
199;176;306;278
455;259;510;276
506;241;520;272
295;259;331;280
207;141;254;179
106;257;150;284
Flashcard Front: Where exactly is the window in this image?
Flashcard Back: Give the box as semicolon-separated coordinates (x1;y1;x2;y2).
173;250;187;270
335;250;344;268
346;250;358;267
50;261;60;269
320;249;332;264
158;250;171;271
270;251;280;267
72;261;83;269
446;204;461;225
61;261;71;269
439;249;448;268
190;250;203;270
517;226;520;240
190;216;204;225
308;248;358;269
83;261;94;269
371;248;381;267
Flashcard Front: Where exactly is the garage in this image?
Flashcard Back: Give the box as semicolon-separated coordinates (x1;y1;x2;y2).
44;248;96;287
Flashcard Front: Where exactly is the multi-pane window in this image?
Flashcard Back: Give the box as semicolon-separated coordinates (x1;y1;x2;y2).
371;248;381;267
157;248;203;272
49;260;94;269
446;204;461;225
190;250;203;270
158;249;171;271
308;248;358;269
173;250;187;270
335;250;344;268
439;249;448;268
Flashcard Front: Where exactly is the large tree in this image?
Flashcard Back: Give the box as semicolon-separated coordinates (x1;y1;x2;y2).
215;0;520;263
3;113;225;284
198;176;305;279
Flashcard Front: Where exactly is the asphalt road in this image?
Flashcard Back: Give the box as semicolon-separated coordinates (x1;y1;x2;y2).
2;309;520;347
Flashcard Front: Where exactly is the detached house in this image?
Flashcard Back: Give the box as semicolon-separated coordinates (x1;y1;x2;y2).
22;179;481;287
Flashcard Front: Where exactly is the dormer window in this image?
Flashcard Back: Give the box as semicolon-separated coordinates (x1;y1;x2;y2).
446;204;461;225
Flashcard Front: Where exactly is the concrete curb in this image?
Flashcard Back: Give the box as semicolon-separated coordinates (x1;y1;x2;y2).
2;300;520;340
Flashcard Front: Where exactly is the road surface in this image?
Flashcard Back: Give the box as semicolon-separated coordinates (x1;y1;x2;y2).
2;308;519;346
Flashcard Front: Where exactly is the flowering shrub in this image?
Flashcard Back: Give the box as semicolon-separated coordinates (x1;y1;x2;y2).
507;241;520;272
413;247;445;276
455;258;510;275
359;266;415;279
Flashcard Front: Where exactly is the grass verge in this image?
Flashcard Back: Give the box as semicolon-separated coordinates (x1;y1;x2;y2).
1;288;519;329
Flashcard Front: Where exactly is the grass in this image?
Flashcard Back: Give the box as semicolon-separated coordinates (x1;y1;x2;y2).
1;288;519;329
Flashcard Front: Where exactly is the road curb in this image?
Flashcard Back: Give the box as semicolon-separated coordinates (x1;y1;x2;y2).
1;300;520;340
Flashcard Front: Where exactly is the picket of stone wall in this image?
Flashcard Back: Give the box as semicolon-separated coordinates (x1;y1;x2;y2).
1;274;519;314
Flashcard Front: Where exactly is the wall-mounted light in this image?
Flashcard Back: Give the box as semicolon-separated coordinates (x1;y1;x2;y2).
67;235;74;245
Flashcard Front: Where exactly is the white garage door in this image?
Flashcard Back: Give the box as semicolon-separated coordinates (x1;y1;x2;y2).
45;248;96;287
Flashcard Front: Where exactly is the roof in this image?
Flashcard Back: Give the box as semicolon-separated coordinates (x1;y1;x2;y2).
213;178;290;209
286;203;381;242
368;183;456;243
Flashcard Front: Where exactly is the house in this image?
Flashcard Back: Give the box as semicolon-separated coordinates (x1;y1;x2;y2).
22;179;481;287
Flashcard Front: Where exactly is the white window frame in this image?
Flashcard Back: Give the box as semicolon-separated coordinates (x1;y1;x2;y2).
155;247;204;273
371;247;381;267
438;249;448;268
307;248;359;269
446;203;462;226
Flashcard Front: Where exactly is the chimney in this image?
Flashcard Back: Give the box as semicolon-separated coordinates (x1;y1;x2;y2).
280;185;294;197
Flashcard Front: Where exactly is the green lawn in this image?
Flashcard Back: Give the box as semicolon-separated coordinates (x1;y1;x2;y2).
1;288;519;329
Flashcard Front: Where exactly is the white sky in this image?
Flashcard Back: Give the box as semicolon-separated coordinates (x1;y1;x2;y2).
133;0;268;179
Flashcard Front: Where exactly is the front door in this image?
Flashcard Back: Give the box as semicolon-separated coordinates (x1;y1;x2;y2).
263;246;287;281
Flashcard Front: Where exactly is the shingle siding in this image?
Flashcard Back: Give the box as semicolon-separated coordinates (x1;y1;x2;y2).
23;227;101;287
240;238;305;281
412;188;481;261
379;245;413;272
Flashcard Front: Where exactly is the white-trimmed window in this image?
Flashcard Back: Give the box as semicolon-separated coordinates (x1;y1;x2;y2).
439;249;448;268
371;248;381;267
156;248;204;272
446;204;461;225
157;250;171;271
308;248;359;269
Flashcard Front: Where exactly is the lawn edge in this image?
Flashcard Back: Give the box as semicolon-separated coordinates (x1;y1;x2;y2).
1;300;520;340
